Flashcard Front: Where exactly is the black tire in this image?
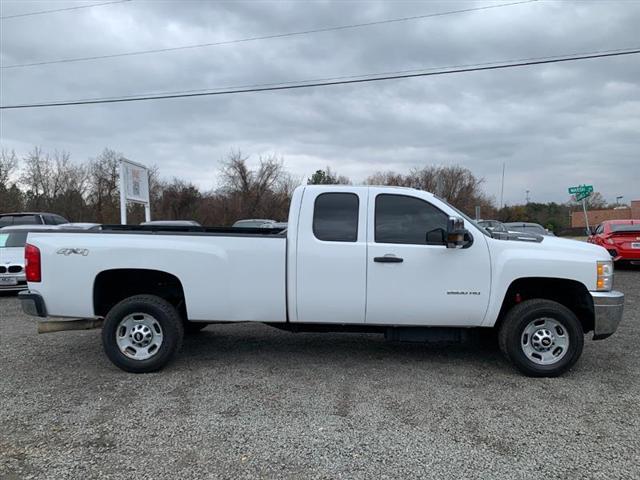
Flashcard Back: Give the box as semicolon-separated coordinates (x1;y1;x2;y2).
102;295;184;373
183;321;208;334
498;299;584;377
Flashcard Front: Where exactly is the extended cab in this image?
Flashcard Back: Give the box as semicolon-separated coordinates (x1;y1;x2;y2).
19;186;624;377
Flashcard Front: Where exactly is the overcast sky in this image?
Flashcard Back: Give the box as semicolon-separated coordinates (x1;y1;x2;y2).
1;0;639;205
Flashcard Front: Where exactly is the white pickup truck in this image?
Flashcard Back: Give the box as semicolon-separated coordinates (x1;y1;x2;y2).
19;185;624;377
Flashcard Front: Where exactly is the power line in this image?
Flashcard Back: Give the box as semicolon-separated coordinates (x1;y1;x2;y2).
2;47;637;110
44;48;638;103
0;0;131;20
1;0;537;69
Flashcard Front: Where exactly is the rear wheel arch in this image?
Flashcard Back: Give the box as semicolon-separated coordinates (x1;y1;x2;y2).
93;268;187;319
494;277;594;334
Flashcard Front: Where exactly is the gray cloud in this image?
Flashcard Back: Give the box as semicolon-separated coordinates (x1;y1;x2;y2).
1;0;639;205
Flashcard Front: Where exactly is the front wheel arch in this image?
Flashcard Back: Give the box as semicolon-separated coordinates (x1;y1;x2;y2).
494;277;594;334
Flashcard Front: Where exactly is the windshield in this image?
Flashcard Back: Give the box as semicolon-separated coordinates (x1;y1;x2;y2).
0;232;28;248
507;224;545;234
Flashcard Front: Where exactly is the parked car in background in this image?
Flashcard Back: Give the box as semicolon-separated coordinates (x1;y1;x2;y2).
504;222;555;236
0;224;98;292
232;219;286;229
141;220;201;227
477;220;508;233
588;220;640;264
0;212;69;227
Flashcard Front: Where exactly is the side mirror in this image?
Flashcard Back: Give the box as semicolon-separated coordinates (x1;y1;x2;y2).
446;216;473;249
426;227;446;244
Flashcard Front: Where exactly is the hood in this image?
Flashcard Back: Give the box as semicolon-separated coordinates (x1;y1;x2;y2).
530;235;610;260
0;247;25;266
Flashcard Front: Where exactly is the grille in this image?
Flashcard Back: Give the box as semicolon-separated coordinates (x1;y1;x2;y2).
8;265;22;273
0;266;5;273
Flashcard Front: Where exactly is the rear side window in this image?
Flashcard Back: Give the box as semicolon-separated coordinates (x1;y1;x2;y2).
375;194;448;244
12;215;39;225
313;193;359;242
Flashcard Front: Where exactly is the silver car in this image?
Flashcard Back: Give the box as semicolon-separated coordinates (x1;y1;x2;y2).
0;224;99;292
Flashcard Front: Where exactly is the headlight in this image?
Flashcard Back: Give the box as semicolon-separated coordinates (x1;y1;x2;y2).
596;260;613;291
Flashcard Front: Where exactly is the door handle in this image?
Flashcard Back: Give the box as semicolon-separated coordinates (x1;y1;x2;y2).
374;255;403;263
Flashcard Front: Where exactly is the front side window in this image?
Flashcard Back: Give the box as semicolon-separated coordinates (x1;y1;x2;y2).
375;194;448;244
313;193;359;242
0;216;13;227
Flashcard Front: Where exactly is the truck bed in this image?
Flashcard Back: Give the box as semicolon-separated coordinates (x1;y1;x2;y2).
27;228;288;322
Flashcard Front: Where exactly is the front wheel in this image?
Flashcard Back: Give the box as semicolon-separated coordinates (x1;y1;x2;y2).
498;299;584;377
102;295;184;373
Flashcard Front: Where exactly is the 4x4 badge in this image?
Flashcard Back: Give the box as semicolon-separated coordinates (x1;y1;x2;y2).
56;248;89;256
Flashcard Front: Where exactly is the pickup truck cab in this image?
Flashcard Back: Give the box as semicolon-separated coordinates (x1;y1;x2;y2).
19;185;624;377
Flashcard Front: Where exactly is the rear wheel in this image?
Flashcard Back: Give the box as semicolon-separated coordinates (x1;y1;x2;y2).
498;299;584;377
102;295;184;373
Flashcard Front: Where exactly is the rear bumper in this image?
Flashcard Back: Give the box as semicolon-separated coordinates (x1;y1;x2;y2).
18;291;47;317
591;291;624;340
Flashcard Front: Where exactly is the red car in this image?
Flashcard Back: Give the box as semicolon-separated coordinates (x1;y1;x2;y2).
588;220;640;264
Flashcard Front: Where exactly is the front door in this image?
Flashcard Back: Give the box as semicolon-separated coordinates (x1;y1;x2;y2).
366;189;491;326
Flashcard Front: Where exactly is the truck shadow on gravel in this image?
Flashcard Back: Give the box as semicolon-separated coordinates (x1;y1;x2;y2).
176;325;505;371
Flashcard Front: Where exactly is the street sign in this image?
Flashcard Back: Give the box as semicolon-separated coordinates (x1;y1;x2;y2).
568;185;594;195
568;184;594;233
575;191;591;202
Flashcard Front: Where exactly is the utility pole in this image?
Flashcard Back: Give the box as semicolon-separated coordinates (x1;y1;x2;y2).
499;162;505;209
525;190;530;204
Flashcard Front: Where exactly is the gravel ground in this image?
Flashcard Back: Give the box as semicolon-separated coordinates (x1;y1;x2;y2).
1;269;638;479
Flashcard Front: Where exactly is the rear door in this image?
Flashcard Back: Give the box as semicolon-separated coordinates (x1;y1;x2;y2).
365;188;491;326
294;187;368;323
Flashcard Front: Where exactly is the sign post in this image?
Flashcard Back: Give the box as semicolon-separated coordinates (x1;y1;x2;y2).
568;184;594;233
119;159;151;225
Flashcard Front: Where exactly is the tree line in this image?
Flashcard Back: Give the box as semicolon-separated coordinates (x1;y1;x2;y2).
0;147;609;232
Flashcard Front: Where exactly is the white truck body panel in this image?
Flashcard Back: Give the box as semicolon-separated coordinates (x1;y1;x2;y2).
26;185;612;328
28;232;286;321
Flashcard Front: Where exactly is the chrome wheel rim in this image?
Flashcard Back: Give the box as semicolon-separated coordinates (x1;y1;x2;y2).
521;317;569;365
116;313;163;360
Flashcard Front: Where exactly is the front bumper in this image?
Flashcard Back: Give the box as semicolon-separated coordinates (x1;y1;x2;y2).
18;291;47;317
591;291;624;340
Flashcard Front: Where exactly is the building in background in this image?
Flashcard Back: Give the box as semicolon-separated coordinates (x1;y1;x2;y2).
571;200;640;228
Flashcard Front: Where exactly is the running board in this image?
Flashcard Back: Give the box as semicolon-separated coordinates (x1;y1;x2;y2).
38;319;104;334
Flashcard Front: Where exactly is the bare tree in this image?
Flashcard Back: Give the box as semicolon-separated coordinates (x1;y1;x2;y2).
87;149;122;223
367;165;493;215
0;150;23;212
219;151;294;222
19;148;89;220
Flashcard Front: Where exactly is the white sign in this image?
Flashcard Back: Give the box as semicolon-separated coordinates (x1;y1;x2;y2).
119;160;151;224
122;160;149;204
